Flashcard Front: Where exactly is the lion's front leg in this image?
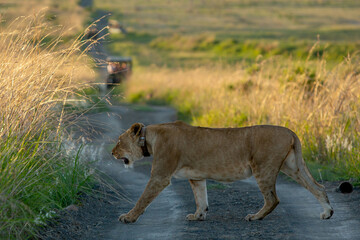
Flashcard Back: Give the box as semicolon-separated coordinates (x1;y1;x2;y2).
119;176;171;223
187;179;208;221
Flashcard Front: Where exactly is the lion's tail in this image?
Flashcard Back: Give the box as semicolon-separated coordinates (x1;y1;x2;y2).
292;132;325;190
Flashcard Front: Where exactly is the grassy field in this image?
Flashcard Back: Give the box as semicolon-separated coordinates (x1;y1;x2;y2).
0;2;101;238
94;0;360;183
96;0;360;67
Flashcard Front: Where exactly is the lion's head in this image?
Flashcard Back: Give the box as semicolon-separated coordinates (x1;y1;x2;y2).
112;123;145;168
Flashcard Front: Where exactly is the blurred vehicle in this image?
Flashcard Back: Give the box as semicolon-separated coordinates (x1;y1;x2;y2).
106;56;132;86
108;19;127;34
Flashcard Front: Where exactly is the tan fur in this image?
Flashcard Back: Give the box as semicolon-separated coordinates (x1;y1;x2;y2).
112;121;333;223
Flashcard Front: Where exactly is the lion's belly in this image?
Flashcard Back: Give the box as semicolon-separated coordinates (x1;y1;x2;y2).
173;165;252;182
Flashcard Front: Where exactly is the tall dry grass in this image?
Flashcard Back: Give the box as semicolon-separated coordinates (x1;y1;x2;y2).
125;56;360;182
0;13;96;238
0;13;94;138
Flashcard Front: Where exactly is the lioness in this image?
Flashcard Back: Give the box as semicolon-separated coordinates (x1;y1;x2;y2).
112;121;333;223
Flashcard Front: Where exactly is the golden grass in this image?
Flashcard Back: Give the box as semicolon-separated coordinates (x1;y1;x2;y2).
125;56;360;180
0;12;99;238
0;12;94;139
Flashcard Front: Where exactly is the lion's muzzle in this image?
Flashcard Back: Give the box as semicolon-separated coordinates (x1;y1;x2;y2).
111;152;130;164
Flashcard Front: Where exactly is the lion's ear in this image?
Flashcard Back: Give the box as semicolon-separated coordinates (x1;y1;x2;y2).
130;123;143;137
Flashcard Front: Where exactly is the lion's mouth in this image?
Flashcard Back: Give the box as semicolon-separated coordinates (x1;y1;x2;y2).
120;157;130;165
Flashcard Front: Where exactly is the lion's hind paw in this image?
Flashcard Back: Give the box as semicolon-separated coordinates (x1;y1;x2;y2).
320;209;334;220
186;213;206;221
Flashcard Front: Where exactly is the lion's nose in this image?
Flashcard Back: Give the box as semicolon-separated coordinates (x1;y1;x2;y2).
111;152;114;156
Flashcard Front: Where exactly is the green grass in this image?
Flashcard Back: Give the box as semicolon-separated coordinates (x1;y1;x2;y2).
207;183;230;190
303;132;360;185
306;162;343;183
151;35;360;62
0;132;95;239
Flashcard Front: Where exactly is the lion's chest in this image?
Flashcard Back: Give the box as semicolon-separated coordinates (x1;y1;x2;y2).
173;165;252;182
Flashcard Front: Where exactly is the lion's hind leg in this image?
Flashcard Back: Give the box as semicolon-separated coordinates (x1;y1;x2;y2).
246;171;279;221
187;179;208;221
281;150;334;219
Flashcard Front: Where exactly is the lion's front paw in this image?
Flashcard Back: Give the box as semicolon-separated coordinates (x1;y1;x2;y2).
186;213;206;221
186;213;196;221
118;213;137;224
